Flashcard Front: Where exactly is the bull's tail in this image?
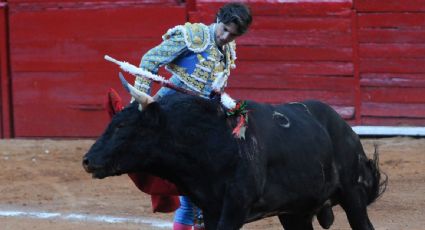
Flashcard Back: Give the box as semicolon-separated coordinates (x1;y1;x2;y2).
365;144;388;205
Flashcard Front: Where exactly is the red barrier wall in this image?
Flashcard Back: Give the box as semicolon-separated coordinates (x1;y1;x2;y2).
8;0;186;137
191;1;357;121
0;1;11;138
1;0;424;137
355;0;425;126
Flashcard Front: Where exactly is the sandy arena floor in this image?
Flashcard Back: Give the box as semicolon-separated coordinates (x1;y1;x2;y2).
0;137;424;230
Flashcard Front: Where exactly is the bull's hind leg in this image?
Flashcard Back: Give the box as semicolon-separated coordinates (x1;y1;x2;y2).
278;213;313;230
340;189;374;230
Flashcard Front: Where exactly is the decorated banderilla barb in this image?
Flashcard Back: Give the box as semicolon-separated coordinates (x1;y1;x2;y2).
105;55;248;138
105;55;200;97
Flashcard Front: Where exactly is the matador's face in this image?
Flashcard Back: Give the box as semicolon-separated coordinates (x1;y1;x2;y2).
214;22;240;47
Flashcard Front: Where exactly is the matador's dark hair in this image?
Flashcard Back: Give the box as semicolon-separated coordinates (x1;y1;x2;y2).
216;2;252;35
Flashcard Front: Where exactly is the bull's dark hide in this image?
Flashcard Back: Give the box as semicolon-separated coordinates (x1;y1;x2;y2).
83;93;387;230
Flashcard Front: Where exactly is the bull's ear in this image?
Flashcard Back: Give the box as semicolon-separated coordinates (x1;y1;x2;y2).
142;102;164;127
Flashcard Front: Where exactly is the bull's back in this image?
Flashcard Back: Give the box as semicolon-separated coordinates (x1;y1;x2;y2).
301;100;365;174
244;101;337;214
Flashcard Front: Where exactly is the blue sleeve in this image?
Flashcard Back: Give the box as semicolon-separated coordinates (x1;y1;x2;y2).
134;30;187;94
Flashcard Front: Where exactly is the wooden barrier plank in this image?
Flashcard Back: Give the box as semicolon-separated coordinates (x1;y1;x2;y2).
12;71;131;137
225;88;354;105
0;3;9;138
237;46;353;61
362;87;425;103
361;73;425;88
358;29;425;43
361;117;425;126
228;75;356;91
10;39;160;72
194;1;353;17
355;0;425;12
251;16;351;32
361;102;425;118
7;0;180;11
359;58;425;73
358;13;425;30
233;61;353;76
9;0;177;3
238;31;352;47
10;6;185;41
359;44;425;58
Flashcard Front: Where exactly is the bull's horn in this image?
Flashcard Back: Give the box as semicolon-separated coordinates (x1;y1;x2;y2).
118;72;154;109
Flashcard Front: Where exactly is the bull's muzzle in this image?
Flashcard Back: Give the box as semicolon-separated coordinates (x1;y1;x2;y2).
82;156;94;173
82;156;105;173
82;155;119;179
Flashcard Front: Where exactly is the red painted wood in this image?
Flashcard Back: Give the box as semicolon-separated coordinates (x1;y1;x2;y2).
12;71;132;137
195;1;353;16
251;16;351;32
355;0;425;12
238;31;352;47
358;29;425;43
228;75;356;91
359;44;425;58
0;3;11;138
361;102;425;118
226;88;354;106
358;13;425;29
10;6;184;40
237;46;353;61
9;4;185;72
0;4;3;138
191;1;353;23
355;5;425;126
5;0;425;137
351;10;362;125
362;117;425;126
9;2;185;137
8;0;179;8
10;39;160;72
186;0;196;11
361;87;425;103
361;73;425;88
233;61;353;76
359;59;425;73
9;0;177;2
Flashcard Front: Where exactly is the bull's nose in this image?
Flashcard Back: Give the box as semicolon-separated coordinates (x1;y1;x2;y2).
82;156;91;172
82;156;89;166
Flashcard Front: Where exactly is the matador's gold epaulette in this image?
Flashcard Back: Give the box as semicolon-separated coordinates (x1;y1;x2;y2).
162;23;210;53
183;22;210;53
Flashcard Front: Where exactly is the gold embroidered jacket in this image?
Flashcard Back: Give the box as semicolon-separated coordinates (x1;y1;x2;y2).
134;22;236;98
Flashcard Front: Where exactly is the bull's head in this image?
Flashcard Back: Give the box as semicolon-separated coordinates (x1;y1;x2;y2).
82;73;163;179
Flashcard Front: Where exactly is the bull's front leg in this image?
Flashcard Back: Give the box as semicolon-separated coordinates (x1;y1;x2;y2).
215;184;251;230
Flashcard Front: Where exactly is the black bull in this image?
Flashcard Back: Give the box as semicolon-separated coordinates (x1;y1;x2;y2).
83;93;386;230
